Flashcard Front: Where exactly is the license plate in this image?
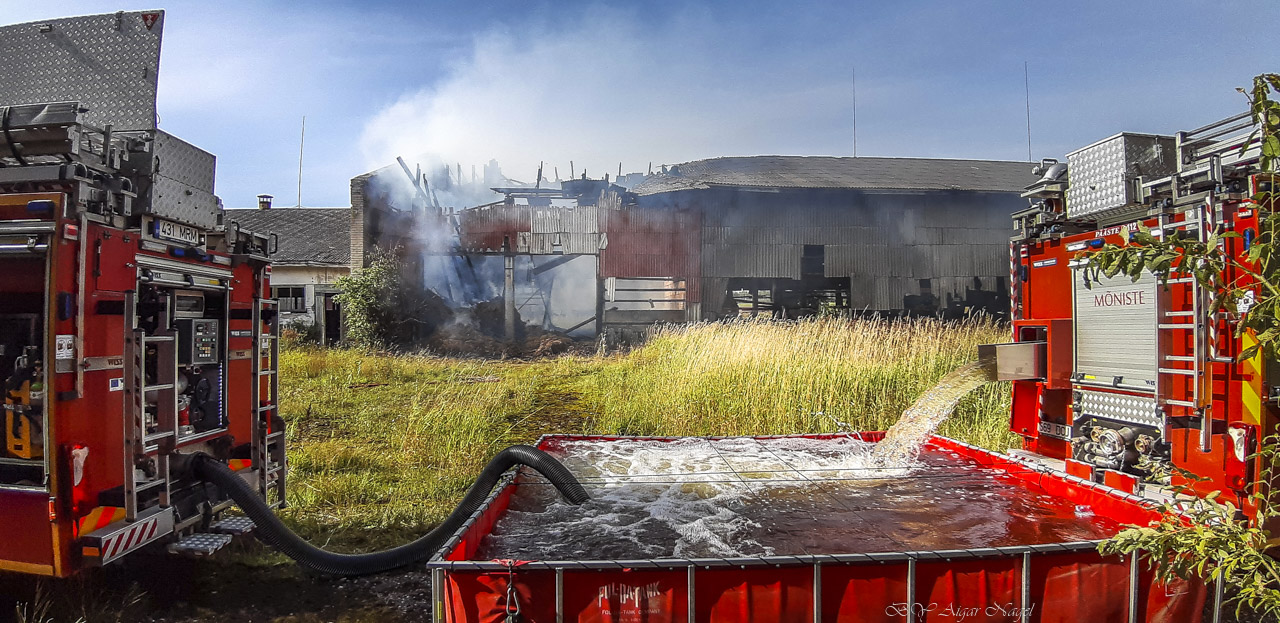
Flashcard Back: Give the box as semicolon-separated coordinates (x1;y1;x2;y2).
1038;421;1071;440
154;218;201;245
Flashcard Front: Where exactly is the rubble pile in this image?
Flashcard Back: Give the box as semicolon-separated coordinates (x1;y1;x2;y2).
422;295;583;358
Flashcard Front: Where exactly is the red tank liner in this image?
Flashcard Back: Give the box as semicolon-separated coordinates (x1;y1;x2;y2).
428;434;1207;622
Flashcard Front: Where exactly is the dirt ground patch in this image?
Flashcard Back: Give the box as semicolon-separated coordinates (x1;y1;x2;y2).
1;546;438;623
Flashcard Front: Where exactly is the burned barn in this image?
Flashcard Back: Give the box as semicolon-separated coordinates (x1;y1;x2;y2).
349;156;1035;346
623;156;1037;329
348;161;613;353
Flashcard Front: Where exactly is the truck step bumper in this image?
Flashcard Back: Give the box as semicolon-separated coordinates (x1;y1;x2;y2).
166;533;233;556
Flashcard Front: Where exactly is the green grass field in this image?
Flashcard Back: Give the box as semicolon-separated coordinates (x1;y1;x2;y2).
276;315;1014;550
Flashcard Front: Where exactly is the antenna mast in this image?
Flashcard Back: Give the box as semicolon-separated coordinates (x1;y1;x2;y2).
296;116;305;207
852;67;858;157
1024;61;1033;162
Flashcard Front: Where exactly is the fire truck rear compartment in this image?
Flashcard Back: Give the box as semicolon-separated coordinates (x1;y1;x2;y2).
0;254;48;488
139;287;227;440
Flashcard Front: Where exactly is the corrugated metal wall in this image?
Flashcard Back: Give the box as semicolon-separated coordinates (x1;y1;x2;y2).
531;206;599;234
459;203;603;255
457;203;531;253
447;186;1019;322
643;188;1019;315
599;207;701;305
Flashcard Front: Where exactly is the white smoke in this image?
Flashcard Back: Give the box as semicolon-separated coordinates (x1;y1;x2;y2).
362;161;496;306
369;154;508;213
365;160;596;334
356;6;859;180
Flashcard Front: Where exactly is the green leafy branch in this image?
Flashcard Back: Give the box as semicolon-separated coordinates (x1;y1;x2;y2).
1100;436;1280;618
334;247;418;350
1244;73;1280;175
1082;219;1278;360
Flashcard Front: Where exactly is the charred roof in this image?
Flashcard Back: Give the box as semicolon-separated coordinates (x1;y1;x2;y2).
632;156;1037;195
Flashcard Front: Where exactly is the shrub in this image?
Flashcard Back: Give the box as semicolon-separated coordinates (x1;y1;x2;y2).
280;317;322;349
334;248;429;350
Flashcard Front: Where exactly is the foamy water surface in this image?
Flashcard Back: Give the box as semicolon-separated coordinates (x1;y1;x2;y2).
477;436;1119;561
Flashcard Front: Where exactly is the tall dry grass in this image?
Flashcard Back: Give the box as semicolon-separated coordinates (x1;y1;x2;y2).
586;316;1016;449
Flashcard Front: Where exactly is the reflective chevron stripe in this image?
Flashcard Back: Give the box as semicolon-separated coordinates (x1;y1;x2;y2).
77;506;126;537
1241;332;1263;427
103;515;160;561
81;508;174;566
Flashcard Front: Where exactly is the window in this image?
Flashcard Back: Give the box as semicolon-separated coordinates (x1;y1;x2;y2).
273;286;306;312
605;277;686;311
801;245;825;277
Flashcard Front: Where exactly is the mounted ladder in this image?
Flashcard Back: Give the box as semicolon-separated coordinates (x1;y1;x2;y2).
1154;200;1233;453
251;296;284;508
1143;109;1262;453
123;290;176;521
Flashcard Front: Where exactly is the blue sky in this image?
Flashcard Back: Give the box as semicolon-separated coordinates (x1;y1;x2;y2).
4;1;1278;208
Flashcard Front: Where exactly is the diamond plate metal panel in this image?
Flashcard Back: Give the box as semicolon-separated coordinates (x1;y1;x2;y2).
209;516;256;536
119;129;219;228
151;176;220;229
167;533;233;556
1066;133;1176;219
153;130;215;192
0;11;164;131
1076;389;1162;428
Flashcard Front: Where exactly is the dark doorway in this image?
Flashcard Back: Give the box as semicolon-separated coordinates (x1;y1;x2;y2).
323;294;342;345
801;245;825;277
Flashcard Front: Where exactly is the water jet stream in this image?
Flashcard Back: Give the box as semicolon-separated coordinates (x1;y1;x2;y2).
870;360;994;466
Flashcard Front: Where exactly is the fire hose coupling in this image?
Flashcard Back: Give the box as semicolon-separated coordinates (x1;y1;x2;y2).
1089;425;1136;455
167;451;202;479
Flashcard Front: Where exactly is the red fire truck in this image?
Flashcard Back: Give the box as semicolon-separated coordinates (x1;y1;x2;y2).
999;111;1276;517
0;11;284;576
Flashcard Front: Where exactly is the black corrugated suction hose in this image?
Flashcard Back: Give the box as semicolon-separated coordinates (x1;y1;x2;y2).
190;444;588;576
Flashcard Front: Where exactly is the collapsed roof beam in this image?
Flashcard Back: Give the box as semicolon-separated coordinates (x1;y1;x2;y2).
530;253;578;276
395;156;432;209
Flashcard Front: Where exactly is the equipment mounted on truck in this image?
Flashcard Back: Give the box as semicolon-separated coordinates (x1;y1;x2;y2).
993;107;1276;518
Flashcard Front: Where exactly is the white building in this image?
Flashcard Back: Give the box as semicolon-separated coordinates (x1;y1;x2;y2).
224;201;352;344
